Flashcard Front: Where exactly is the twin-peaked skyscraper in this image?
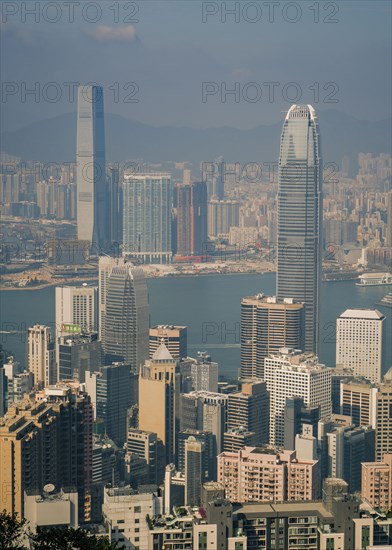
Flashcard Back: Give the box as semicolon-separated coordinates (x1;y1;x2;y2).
277;104;322;354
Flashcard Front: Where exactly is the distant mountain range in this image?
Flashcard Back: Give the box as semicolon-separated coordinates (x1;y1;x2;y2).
1;110;390;174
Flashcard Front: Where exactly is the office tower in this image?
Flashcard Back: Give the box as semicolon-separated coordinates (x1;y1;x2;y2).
265;348;332;447
0;386;93;523
86;363;132;446
284;397;320;450
218;447;319;503
177;429;216;481
107;164;122;246
98;255;126;341
207;199;240;238
330;366;356;414
340;378;378;427
126;428;162;484
240;293;305;379
223;427;257;452
362;454;392;512
27;325;56;387
58;332;102;383
190;351;219;393
336;309;385;383
122;173;172;263
55;285;98;335
276;104;322;354
104;263;149;368
326;425;375;493
226;380;269;446
76;84;106;249
149;325;187;359
176;181;208;256
184;436;204;506
179;391;228;454
139;342;178;464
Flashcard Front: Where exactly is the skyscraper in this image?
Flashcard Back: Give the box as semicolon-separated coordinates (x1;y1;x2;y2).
98;255;126;342
336;309;385;384
240;293;305;379
55;285;98;335
176;181;208;257
149;325;187;359
139;342;178;464
103;263;149;368
122;173;172;263
276;104;322;353
265;348;331;447
76;85;106;249
190;351;219;393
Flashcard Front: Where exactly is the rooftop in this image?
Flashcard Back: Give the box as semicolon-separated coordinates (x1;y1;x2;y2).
339;308;384;320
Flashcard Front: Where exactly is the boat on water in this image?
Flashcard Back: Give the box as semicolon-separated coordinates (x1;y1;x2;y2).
377;293;392;308
356;272;392;286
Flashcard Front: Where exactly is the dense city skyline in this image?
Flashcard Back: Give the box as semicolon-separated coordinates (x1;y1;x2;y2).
0;2;391;548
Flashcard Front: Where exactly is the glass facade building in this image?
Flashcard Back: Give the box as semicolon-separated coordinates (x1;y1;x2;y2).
76;85;106;249
277;104;322;354
122;173;172;264
104;264;149;369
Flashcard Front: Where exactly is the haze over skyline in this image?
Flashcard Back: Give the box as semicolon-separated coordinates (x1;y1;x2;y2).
1;0;391;132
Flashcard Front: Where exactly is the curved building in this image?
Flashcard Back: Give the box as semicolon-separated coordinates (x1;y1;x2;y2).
277;105;322;354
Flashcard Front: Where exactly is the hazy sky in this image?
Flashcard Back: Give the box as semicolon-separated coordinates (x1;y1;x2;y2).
1;0;391;130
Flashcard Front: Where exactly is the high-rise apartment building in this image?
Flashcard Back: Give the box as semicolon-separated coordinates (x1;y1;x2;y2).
190;352;219;393
207;199;240;238
122;173;172;263
336;309;385;383
362;454;392;512
107;164;122;246
76;85;106;249
218;447;319;503
149;325;187;359
104;263;149;368
276;104;322;354
176;181;208;256
240;293;304;379
27;325;56;387
226;380;269;447
386;190;392;247
203;156;225;200
0;386;93;523
139;342;178;464
265;348;332;447
55;285;98;335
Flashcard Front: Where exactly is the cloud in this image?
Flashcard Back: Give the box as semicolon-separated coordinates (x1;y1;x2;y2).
84;25;138;43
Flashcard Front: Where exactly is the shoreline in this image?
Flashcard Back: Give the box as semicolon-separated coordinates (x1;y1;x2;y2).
0;268;274;291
